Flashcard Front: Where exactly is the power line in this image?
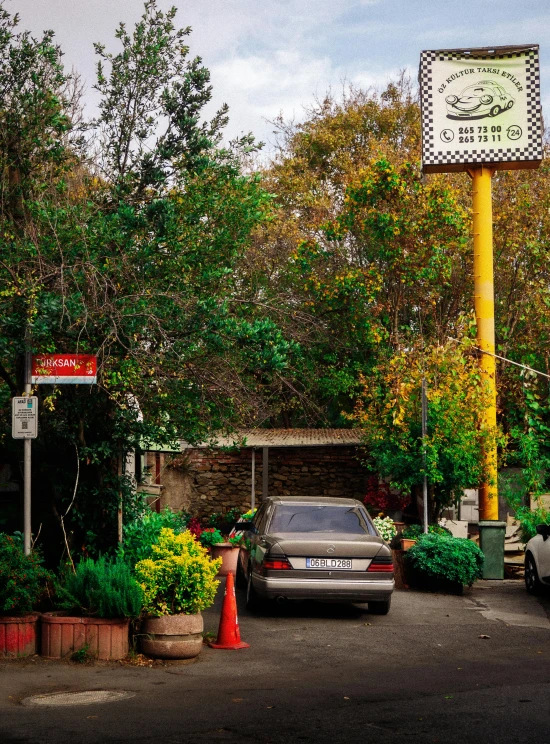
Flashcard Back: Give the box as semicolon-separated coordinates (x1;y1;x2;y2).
448;337;550;380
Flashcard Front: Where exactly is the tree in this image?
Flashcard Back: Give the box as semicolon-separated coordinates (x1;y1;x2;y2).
256;79;550;511
0;1;291;558
351;338;497;519
250;80;471;426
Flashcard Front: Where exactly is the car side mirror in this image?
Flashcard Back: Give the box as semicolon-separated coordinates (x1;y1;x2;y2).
536;524;550;541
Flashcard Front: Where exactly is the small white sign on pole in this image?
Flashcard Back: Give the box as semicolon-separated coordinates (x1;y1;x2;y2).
12;397;38;439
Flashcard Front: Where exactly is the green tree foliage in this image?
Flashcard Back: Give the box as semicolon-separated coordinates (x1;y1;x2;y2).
258;79;550;509
252;80;472;426
120;507;190;567
351;339;496;517
0;2;293;558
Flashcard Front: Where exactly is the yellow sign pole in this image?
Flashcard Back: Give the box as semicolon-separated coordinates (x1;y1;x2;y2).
471;165;498;520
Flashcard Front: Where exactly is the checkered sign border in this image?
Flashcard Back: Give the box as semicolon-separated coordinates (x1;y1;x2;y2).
420;47;542;171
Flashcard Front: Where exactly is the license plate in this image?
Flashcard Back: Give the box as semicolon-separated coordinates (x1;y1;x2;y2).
306;558;352;569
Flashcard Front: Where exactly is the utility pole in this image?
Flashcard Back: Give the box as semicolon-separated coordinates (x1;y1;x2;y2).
419;44;542;580
23;350;32;555
421;378;428;534
251;449;256;510
471;166;499;521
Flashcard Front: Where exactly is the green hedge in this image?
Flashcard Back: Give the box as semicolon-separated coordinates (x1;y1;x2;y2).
55;557;143;618
405;533;484;587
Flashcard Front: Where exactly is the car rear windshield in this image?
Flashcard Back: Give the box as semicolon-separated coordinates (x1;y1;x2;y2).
268;504;374;535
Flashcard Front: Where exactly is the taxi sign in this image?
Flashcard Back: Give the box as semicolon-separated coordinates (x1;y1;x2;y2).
419;45;542;173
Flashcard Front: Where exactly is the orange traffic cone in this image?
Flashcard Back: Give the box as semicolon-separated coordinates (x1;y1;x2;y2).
208;572;250;650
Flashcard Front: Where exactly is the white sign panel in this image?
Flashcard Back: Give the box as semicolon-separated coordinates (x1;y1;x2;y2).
12;397;38;439
420;45;542;173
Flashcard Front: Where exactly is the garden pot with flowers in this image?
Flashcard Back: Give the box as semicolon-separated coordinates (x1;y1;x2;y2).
200;528;242;577
0;533;51;657
372;516;397;544
42;556;143;660
136;528;221;659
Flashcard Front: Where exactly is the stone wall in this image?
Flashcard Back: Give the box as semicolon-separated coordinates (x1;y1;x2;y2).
160;446;368;517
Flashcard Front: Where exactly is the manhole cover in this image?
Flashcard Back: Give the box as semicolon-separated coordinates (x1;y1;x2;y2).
22;690;136;707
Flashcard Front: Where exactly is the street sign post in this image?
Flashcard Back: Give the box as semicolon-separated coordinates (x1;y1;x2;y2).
419;45;542;574
12;396;38;439
18;353;97;555
32;354;97;384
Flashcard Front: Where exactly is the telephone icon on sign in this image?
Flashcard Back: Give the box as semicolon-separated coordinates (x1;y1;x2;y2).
440;129;454;143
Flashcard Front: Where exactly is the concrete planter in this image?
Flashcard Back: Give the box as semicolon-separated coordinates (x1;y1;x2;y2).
0;614;39;657
41;613;129;660
211;543;240;577
140;613;203;659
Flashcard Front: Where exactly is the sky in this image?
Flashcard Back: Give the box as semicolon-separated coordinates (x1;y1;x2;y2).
10;0;550;152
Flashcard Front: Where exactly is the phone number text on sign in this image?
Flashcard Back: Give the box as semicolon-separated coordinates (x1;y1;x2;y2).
440;124;522;145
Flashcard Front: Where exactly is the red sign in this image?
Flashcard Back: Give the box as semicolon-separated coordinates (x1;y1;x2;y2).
31;354;97;385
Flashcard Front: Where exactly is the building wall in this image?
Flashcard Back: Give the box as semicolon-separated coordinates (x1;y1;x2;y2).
160;446;368;517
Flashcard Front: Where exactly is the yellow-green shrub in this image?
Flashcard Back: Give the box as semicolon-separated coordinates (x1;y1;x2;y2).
135;528;222;616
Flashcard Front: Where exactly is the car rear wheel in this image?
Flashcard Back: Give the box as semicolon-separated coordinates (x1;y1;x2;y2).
490;105;502;117
246;569;264;613
525;553;542;595
368;598;391;615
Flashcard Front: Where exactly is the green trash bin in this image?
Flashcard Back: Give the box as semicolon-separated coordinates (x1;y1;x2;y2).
478;521;506;580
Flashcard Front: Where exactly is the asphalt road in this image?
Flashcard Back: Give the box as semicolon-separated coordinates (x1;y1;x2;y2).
1;580;550;744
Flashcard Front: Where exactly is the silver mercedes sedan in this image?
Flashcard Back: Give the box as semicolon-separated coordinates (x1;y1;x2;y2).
237;495;394;614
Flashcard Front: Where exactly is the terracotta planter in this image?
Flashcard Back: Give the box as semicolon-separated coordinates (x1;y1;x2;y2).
211;543;240;576
140;613;203;659
41;613;129;660
401;538;417;552
391;550;410;591
0;614;39;657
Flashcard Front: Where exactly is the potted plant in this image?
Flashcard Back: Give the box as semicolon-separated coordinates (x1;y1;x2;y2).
200;524;245;576
42;556;143;660
405;533;484;594
401;523;452;551
0;533;52;657
373;516;397;543
135;528;221;659
199;527;224;552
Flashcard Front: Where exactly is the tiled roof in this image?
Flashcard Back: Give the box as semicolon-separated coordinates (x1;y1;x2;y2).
181;428;364;449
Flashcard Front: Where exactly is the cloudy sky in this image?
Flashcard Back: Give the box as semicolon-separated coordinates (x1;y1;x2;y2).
10;0;550;150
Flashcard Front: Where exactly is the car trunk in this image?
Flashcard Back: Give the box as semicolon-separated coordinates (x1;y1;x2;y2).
270;532;384;559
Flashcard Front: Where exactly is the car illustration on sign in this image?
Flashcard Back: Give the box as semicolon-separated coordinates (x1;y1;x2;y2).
446;80;514;120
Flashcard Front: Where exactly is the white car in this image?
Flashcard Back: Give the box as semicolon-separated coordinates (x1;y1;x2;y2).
524;524;550;593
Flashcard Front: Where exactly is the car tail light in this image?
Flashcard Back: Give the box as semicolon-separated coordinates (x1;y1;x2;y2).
367;555;393;572
261;557;292;574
